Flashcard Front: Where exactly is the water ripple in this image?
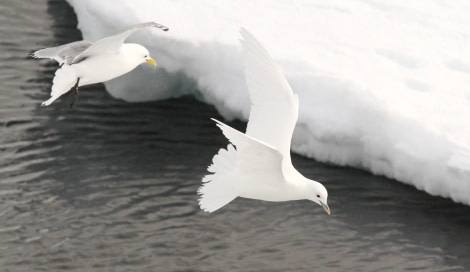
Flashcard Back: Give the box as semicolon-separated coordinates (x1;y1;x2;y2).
1;0;470;271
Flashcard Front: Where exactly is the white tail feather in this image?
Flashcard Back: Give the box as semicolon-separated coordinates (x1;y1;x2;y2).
42;65;78;106
198;144;239;213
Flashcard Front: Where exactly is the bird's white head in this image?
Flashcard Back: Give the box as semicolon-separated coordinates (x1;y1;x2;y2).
126;43;157;67
307;180;330;215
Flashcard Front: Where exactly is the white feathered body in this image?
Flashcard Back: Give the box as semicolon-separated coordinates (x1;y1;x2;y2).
41;44;149;106
198;29;329;213
71;44;147;86
198;119;321;213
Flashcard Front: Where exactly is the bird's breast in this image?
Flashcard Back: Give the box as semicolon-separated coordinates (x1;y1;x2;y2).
71;53;142;86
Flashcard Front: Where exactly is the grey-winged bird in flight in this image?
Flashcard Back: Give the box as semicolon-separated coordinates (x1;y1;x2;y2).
32;22;168;107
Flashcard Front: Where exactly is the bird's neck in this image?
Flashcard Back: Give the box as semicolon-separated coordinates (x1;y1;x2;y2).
283;166;315;199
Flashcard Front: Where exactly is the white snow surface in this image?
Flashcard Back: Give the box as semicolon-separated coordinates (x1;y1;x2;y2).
66;0;470;205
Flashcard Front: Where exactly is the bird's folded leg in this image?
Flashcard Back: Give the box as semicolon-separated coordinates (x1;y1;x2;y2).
70;78;80;108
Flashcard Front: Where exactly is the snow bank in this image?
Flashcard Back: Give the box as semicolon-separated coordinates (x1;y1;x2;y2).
66;0;470;205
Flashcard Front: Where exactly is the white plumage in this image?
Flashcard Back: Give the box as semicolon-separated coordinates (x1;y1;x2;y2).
32;22;168;107
198;29;330;214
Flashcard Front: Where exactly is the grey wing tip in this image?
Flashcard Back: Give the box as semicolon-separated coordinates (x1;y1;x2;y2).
30;47;54;59
144;21;169;32
239;27;250;39
29;49;41;59
158;25;169;32
239;27;257;45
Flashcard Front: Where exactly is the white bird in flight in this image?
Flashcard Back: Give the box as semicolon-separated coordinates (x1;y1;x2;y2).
32;22;169;107
198;29;330;215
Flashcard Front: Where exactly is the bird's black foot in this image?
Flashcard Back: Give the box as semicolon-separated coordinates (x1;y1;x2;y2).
70;78;80;108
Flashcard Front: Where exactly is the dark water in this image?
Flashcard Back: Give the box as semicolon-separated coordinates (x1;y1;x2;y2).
1;1;470;271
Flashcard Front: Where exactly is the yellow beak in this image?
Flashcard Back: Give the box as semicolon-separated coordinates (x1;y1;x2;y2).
146;57;157;66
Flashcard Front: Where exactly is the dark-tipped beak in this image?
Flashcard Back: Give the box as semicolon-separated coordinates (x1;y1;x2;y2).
321;201;331;215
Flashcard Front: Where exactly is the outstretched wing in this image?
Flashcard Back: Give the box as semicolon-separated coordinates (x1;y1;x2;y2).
31;40;92;65
72;21;169;64
240;28;299;163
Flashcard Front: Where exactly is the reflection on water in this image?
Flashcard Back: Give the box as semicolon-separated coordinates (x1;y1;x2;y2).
0;0;469;271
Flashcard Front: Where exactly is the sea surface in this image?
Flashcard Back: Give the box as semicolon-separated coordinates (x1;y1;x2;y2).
0;1;469;271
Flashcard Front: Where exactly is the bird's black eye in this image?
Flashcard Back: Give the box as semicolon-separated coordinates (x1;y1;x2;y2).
316;194;320;198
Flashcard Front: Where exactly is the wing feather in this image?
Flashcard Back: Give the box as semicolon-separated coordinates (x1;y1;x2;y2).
31;41;92;65
240;28;299;163
72;21;169;64
212;118;283;175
